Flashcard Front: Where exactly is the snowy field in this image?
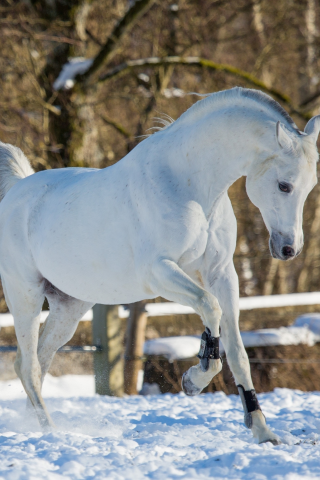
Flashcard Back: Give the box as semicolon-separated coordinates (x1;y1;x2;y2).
0;376;319;479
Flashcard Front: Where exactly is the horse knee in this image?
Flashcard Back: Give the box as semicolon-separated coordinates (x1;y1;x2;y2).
198;292;222;336
201;291;221;315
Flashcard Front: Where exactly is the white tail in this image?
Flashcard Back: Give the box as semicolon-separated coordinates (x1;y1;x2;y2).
0;142;34;201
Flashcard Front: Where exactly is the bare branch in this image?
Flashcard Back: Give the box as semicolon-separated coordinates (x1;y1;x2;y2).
2;28;82;46
299;89;320;108
85;28;103;47
38;100;61;116
76;0;156;85
99;114;132;139
99;56;310;120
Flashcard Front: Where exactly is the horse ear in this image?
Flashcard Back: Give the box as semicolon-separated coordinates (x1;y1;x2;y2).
276;121;294;151
304;115;320;143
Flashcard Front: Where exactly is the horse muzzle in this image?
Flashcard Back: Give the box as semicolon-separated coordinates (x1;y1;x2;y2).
269;232;302;261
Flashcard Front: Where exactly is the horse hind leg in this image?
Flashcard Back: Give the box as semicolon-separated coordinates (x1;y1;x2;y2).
37;281;93;387
2;276;54;429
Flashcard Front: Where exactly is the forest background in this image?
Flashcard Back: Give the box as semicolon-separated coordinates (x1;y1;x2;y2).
0;0;319;308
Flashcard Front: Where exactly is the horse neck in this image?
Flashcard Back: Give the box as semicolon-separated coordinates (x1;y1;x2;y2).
160;110;262;215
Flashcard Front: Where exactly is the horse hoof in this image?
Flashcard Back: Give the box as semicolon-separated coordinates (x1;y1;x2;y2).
181;371;202;396
259;437;281;446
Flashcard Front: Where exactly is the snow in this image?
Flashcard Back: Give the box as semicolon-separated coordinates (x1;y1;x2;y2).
294;313;320;335
53;58;93;90
138;73;150;83
0;375;320;479
241;325;320;348
0;375;95;400
143;336;201;361
163;88;185;98
143;326;320;361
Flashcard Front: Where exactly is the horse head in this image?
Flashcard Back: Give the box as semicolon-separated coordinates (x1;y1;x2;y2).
246;116;319;260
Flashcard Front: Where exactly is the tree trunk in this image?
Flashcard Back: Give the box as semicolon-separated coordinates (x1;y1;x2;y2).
305;0;317;93
277;262;288;294
296;0;318;292
263;258;279;295
252;0;273;87
124;300;148;395
297;195;320;291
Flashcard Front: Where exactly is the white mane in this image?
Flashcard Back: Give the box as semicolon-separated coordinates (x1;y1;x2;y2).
153;87;299;135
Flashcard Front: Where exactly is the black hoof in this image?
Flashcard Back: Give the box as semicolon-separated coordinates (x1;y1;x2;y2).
268;438;282;446
181;372;202;396
259;438;281;446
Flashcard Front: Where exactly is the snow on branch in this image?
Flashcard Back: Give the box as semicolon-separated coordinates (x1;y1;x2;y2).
53;0;155;90
53;58;93;90
77;0;155;85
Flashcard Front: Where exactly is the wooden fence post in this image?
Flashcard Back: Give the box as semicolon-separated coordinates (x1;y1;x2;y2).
124;300;148;395
92;304;124;396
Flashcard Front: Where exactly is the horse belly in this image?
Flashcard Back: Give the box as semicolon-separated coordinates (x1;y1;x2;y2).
37;243;152;304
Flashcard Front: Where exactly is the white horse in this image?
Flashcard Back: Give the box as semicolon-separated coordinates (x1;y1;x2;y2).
0;87;318;443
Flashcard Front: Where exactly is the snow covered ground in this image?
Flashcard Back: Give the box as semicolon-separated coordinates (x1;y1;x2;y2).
0;376;320;479
143;324;320;361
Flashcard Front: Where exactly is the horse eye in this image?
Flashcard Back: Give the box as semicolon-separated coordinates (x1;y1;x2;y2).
278;182;292;193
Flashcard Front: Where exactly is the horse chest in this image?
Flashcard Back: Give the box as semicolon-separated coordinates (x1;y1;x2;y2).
153;200;210;266
203;195;237;273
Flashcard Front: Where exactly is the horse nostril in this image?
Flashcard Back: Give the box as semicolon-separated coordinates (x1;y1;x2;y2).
282;246;295;258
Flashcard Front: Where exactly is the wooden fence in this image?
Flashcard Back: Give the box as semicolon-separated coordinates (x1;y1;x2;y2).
1;291;320;396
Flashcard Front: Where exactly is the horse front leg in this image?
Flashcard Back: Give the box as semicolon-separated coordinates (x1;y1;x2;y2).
150;258;223;395
211;262;281;445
